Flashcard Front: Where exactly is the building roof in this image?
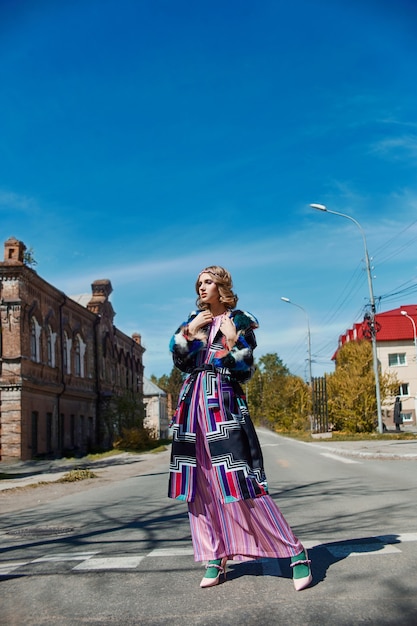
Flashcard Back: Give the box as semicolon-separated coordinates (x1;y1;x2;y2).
143;376;166;397
374;305;417;341
333;305;417;360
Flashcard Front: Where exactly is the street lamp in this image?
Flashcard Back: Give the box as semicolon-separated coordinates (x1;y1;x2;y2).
310;203;384;434
281;296;312;385
401;310;417;362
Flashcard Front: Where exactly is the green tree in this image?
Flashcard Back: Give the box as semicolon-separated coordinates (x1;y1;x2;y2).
326;340;399;432
247;353;310;431
23;247;38;268
102;390;146;443
152;367;183;418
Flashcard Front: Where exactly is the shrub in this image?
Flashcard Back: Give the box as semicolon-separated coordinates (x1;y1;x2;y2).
113;427;157;452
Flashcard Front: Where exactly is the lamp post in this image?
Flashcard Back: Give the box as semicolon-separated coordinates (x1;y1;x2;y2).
310;203;384;434
401;310;417;362
281;297;312;385
401;310;417;425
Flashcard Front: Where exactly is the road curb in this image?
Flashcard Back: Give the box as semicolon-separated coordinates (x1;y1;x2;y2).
304;440;417;461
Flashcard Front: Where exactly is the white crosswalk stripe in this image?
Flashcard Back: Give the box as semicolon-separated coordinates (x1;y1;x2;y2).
148;547;194;557
74;556;145;570
0;561;29;575
33;551;98;562
1;534;416;576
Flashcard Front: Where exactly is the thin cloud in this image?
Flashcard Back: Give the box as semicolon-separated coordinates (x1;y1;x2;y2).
0;189;40;214
371;134;417;162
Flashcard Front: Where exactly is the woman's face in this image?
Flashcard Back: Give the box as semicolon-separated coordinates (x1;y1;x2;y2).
198;273;220;306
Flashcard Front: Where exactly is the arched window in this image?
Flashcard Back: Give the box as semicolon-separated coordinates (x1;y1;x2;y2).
63;331;72;374
30;317;41;362
74;333;86;377
47;325;57;368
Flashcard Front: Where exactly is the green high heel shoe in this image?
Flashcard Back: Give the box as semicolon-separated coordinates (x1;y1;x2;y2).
200;557;228;588
290;550;312;591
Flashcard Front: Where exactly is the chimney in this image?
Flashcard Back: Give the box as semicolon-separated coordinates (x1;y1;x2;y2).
3;237;26;264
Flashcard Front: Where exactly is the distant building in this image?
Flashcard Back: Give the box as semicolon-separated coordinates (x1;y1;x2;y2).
143;376;169;439
0;237;145;461
334;306;417;427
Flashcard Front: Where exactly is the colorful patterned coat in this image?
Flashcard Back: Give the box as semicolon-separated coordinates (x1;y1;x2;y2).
168;309;269;503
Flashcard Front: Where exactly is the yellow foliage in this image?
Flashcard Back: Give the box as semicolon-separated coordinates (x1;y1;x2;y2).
114;427;156;451
327;340;399;432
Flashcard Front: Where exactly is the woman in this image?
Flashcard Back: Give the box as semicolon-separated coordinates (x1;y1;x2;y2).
393;396;402;432
168;266;312;590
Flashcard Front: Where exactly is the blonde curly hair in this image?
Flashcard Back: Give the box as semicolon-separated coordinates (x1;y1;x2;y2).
195;265;238;310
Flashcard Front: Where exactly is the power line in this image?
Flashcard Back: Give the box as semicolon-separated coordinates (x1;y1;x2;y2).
283;215;417;376
373;218;417;263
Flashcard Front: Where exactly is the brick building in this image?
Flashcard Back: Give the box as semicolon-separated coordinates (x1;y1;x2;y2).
0;237;145;461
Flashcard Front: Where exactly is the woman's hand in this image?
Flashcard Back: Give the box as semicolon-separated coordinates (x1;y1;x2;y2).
188;310;213;336
220;314;238;349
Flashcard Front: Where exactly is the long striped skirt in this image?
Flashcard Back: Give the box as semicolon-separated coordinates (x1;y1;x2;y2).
188;415;304;562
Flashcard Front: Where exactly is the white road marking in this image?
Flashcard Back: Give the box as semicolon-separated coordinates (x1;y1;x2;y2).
148;547;194;557
0;561;29;575
2;533;417;576
33;551;98;562
73;556;145;570
320;452;360;464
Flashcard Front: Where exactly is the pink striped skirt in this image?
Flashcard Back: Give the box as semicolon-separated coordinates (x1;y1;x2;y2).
188;417;304;562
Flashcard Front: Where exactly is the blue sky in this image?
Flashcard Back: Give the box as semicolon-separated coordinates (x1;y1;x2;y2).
1;0;417;381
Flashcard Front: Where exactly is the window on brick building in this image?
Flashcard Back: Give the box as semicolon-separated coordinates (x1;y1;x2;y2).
46;412;53;454
75;337;81;376
31;411;38;455
63;331;72;374
80;415;85;446
30;317;42;362
63;332;68;372
74;333;86;377
70;414;75;448
47;325;57;368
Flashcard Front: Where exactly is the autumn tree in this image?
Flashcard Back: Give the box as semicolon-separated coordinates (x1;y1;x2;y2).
326;340;399;432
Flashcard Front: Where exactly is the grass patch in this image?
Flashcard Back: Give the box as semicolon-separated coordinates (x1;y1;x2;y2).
149;445;168;454
85;449;122;461
57;469;97;482
64;438;172;459
274;429;417;442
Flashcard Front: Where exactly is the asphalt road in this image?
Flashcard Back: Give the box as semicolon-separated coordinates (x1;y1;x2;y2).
1;431;417;625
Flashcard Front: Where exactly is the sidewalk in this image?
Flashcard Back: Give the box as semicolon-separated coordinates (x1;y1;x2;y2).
307;435;417;461
0;451;147;492
307;424;417;461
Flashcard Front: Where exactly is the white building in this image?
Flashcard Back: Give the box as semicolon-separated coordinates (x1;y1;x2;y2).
143;377;169;439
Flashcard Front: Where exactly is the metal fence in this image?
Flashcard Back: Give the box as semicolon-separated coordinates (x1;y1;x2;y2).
311;376;329;433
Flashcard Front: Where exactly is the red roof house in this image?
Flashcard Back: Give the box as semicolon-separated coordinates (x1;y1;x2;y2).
333;305;417;359
333;305;417;427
